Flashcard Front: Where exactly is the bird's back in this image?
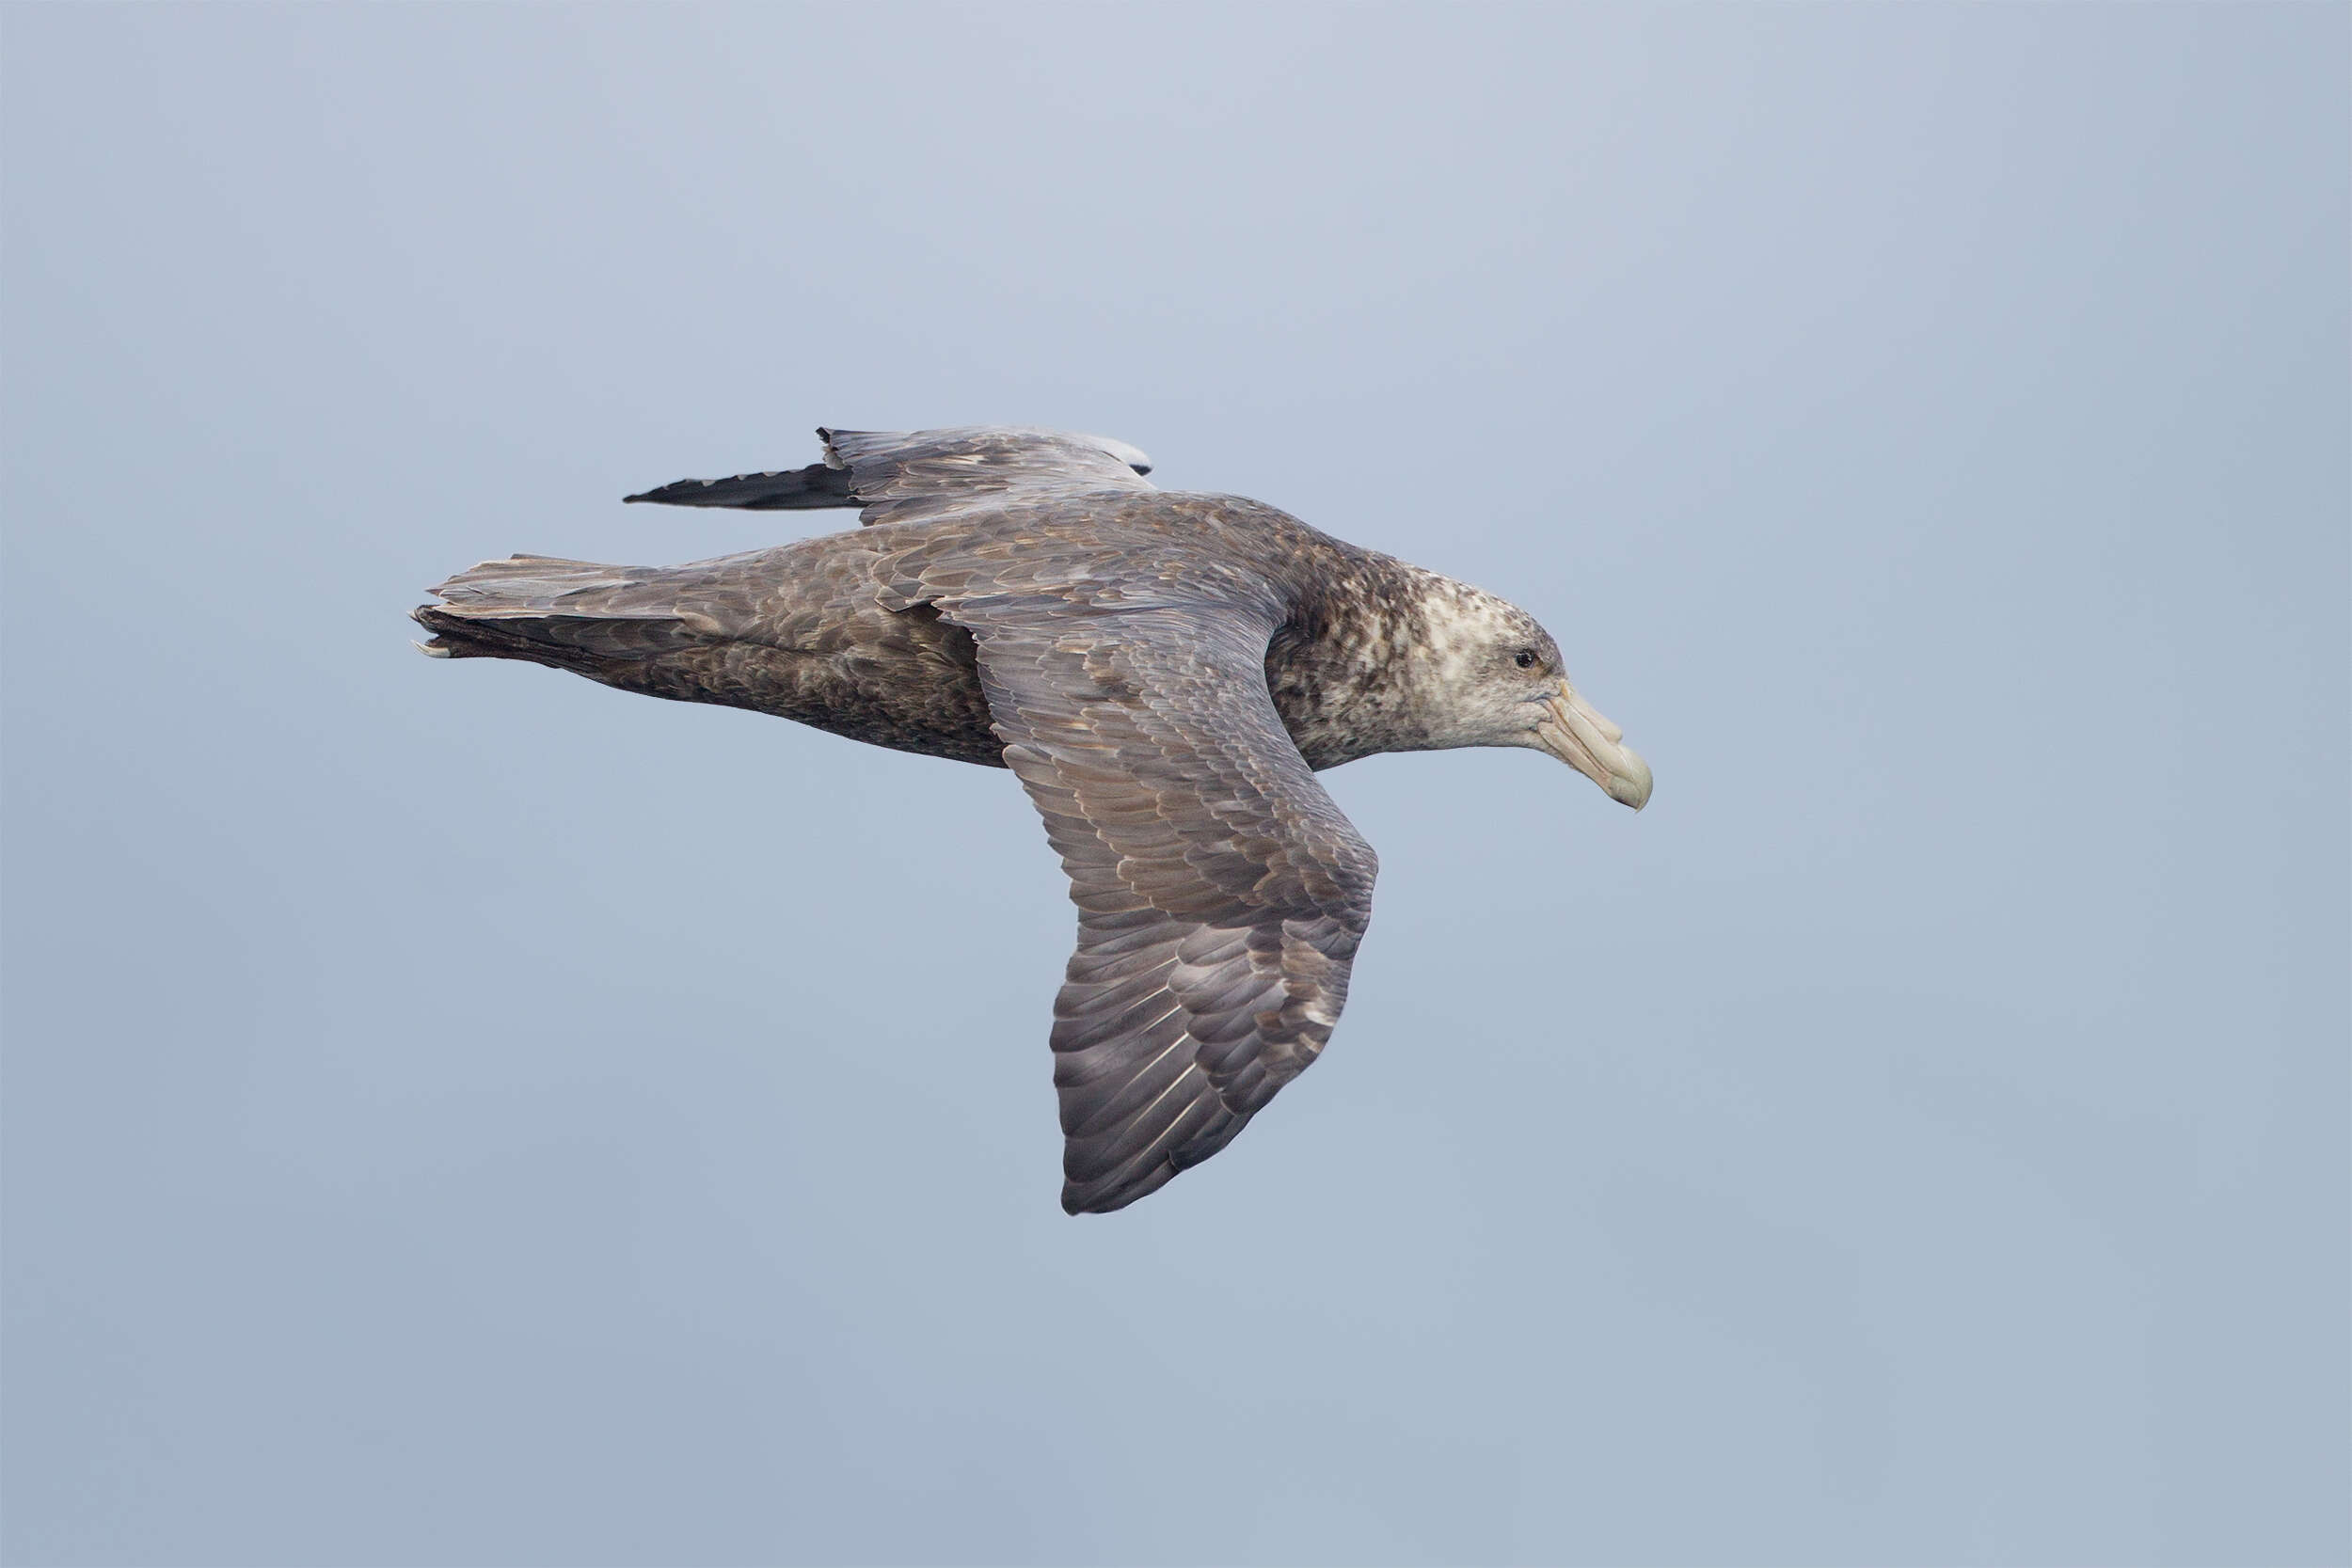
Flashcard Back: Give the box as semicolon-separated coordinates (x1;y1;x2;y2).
416;492;1395;770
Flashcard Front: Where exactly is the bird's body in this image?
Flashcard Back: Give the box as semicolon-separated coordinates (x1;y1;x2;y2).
417;426;1650;1212
424;495;1545;773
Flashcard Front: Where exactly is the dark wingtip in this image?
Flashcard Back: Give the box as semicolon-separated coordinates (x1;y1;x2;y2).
1060;1158;1180;1215
621;464;856;511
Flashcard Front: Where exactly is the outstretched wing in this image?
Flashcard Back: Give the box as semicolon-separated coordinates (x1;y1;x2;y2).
948;597;1378;1213
625;425;1154;526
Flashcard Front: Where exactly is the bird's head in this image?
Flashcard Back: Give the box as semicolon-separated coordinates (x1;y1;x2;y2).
1408;578;1653;810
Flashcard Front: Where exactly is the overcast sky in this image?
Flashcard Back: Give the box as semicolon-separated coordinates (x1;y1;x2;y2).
4;6;2345;1566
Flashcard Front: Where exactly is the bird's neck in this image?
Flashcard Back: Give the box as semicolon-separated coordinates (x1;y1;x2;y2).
1264;553;1459;769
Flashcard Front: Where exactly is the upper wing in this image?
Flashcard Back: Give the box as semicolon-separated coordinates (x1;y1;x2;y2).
946;596;1378;1213
624;425;1155;526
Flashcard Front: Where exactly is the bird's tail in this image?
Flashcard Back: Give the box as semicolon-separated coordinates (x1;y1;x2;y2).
410;554;717;674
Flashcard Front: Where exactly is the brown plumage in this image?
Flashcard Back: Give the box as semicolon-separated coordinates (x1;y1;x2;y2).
415;426;1651;1213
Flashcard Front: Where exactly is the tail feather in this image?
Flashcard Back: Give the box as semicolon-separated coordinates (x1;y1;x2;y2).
411;554;709;667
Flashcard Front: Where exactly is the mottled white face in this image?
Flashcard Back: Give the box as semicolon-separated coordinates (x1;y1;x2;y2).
1409;575;1652;810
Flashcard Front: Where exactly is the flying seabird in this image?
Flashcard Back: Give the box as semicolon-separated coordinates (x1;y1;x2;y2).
414;425;1651;1213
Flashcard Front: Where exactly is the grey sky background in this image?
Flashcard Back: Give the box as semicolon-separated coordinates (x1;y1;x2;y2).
4;6;2344;1566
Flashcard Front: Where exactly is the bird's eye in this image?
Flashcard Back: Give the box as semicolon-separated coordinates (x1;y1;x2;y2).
1513;649;1538;670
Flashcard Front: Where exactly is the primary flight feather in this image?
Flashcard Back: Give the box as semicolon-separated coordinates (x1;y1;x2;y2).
414;425;1651;1213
